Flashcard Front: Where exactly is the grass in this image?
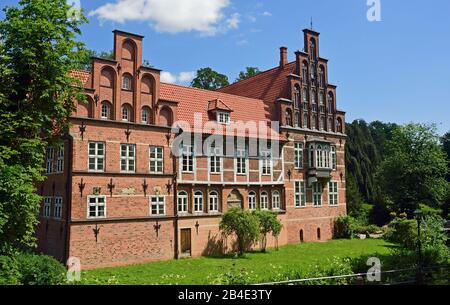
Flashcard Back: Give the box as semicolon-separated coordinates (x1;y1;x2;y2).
82;239;394;285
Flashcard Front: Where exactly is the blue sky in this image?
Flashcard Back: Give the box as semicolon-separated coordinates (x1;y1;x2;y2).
1;0;450;134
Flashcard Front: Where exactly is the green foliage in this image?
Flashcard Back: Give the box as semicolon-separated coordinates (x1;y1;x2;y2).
16;253;66;285
219;208;260;256
235;67;260;82
0;255;21;285
334;216;357;239
0;0;87;254
376;124;448;214
252;210;282;252
76;49;113;70
384;218;418;249
208;264;258;285
346;174;364;218
419;203;442;218
190;67;229;90
421;215;449;265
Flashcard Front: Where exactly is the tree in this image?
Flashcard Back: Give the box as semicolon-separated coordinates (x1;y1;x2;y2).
235;67;260;82
252;210;282;252
190;67;229;90
346;173;364;217
376;124;448;215
76;49;113;70
0;0;87;254
219;208;260;256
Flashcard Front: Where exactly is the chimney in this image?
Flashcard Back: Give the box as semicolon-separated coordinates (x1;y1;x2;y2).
279;47;288;68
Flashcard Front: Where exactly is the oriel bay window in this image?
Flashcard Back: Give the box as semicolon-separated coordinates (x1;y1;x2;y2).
308;143;333;169
120;144;136;173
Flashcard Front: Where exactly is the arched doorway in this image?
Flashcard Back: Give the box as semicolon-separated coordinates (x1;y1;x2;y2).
227;190;243;209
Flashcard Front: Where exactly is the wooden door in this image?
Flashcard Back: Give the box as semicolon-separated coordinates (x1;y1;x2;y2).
180;229;191;256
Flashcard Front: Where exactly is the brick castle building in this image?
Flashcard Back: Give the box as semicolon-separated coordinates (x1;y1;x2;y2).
37;28;347;269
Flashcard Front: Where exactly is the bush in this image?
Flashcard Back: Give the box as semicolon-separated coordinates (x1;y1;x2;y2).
419;204;442;218
16;253;66;285
384;218;417;249
334;216;357;239
0;255;21;285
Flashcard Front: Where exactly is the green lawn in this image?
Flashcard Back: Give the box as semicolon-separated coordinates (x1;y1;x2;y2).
82;239;394;285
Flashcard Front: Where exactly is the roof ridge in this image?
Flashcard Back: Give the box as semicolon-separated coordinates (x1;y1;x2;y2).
160;82;264;102
218;61;296;91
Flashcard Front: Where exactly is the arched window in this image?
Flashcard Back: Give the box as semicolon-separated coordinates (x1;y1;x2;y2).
248;191;257;210
141;76;153;94
293;85;300;108
309;144;315;168
122;74;132;90
122;105;131;121
141;106;151;124
260;192;269;210
320;116;325;130
302;61;308;82
311;89;317;109
295;112;301;127
122;40;135;61
178;191;188;214
209;191;219;212
328;117;333;132
100;68;114;88
331;146;337;170
327;92;334;114
272;191;281;210
310;38;316;60
312;114;317;130
285;109;293;126
194;191;204;213
317;228;321;240
101;101;112;119
316;145;323;168
159;107;173;127
303;113;308;129
300;229;304;242
302;87;308;103
319;66;325;87
336;118;343;133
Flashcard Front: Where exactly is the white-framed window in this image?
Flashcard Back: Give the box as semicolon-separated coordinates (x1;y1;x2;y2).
209;146;221;174
88;142;105;172
46;147;54;174
122;106;130;121
54;197;62;219
149;146;164;173
120;144;136;173
194;191;204;213
236;148;247;175
295;181;306;207
87;195;106;219
122;75;132;90
43;197;52;218
150;196;165;215
182;145;193;172
177;191;188;214
261;151;272;175
329;181;339;206
248;191;257;210
294;142;303;169
272;191;281;210
260;191;269;210
331;146;337;170
313;182;323;206
217;112;230;125
209;191;219;212
101;103;110;119
56;147;64;173
324;146;330;169
141;108;149;124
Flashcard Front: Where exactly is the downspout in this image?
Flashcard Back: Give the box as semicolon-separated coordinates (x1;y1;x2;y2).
63;134;74;265
173;147;179;259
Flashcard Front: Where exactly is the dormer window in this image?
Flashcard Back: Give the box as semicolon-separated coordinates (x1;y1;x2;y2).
217;111;230;125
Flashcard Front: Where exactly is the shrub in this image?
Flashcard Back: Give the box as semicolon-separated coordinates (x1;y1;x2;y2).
384;218;417;249
334;216;357;239
252;210;282;252
16;253;66;285
419;204;442;218
208;264;258;285
0;255;21;285
421;215;450;265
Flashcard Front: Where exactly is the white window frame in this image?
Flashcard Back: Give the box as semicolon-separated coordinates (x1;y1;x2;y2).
248;191;257;210
261;151;272;176
209;191;219;213
209;146;222;174
329;181;339;206
149;146;164;174
43;197;52;218
120;144;136;173
217;111;230;125
46;147;54;174
272;191;281;210
101;103;109;119
194;191;204;213
150;196;165;216
122;106;130;122
294;142;303;169
182;145;193;173
295;181;306;207
122;75;131;90
260;192;269;210
178;191;188;214
56;147;64;173
236;148;247;175
141;108;149;124
313;182;323;207
87;195;106;219
331;146;337;170
53;197;62;219
88;142;105;172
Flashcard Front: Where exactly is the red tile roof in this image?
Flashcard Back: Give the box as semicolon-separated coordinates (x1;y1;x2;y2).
217;62;297;119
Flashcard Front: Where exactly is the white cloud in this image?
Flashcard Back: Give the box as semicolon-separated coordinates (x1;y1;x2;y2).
236;39;248;46
161;71;196;85
89;0;232;35
262;11;272;17
226;13;240;29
